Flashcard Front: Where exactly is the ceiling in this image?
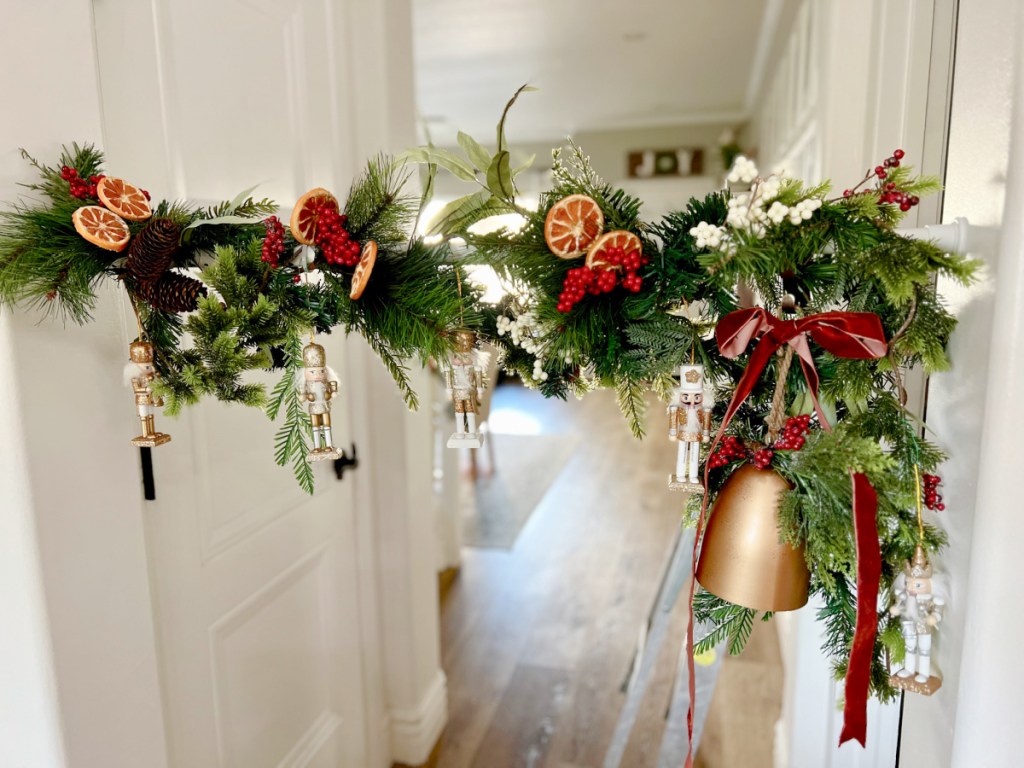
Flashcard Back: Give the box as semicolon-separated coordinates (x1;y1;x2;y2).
411;0;771;145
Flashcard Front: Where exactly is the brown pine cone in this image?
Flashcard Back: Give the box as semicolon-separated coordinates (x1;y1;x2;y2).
126;218;180;285
138;271;207;313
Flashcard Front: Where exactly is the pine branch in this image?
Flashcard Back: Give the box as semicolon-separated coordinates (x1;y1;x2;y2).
267;333;315;494
693;590;759;656
615;375;646;439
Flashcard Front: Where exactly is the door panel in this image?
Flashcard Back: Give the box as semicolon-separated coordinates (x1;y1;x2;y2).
92;1;370;765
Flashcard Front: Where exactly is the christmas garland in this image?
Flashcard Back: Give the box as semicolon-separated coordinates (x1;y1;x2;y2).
402;103;976;749
0;96;976;748
0;144;476;492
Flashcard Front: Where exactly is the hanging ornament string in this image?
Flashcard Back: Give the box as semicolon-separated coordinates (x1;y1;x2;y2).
766;345;795;443
454;261;466;328
683;307;888;767
914;463;925;544
128;292;146;342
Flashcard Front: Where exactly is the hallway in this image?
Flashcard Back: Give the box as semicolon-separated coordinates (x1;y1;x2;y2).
434;384;781;767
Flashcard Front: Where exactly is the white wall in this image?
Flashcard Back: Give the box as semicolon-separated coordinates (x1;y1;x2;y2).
0;3;169;766
910;1;1019;765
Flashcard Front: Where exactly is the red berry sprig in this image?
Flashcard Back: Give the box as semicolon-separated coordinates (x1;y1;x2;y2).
751;447;775;469
261;216;286;268
61;165;104;200
773;414;812;450
708;435;748;468
922;473;945;512
873;148;904;180
313;204;361;267
601;244;648;292
556;266;614;312
555;246;649;313
875;149;921;212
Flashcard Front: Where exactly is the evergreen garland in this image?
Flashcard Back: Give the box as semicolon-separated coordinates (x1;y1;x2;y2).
0;117;978;704
411;102;976;706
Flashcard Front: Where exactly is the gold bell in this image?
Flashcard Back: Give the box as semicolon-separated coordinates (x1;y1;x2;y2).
696;463;810;611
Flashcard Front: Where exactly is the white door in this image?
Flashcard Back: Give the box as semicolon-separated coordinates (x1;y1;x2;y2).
91;3;375;766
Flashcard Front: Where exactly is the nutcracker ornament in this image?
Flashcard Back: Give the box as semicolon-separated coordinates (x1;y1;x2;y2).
124;340;171;447
300;340;343;462
889;544;947;694
667;364;713;490
445;329;486;449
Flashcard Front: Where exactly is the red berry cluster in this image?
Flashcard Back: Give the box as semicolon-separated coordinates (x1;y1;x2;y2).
751;447;775;469
708;435;748;468
261;216;286;268
557;266;615;311
555;246;649;313
61;165;104;199
922;473;945;512
874;148;905;180
879;183;920;212
314;204;361;267
773;415;811;450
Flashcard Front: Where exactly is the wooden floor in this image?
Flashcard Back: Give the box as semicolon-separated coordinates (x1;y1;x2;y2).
433;383;782;768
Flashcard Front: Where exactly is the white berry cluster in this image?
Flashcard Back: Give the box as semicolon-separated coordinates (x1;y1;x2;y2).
691;157;824;252
766;197;822;225
690;221;726;250
726;155;759;185
496;312;572;384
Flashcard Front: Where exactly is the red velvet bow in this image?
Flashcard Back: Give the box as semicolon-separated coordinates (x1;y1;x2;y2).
716;308;888;431
684;308;887;766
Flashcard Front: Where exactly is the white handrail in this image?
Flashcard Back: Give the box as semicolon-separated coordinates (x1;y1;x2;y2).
896;216;1000;253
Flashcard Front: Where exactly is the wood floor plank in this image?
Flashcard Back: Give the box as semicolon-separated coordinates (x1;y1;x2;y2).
433;384;781;768
467;664;571;768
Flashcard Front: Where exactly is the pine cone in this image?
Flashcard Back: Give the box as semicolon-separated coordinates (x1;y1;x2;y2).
126;218;180;285
138;271;207;313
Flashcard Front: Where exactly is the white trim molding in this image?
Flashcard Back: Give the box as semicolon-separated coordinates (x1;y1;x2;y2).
388;670;448;765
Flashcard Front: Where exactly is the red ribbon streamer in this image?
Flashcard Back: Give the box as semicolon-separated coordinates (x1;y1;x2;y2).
684;307;887;766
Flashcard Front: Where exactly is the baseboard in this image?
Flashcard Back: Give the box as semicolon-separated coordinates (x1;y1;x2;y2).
388;670;448;766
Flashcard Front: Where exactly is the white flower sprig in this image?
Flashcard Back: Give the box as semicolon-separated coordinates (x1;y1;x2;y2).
496;311;571;384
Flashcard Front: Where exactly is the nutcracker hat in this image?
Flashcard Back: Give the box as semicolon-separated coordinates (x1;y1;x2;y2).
453;328;477;353
679;364;705;393
129;340;155;364
905;545;932;578
302;342;326;367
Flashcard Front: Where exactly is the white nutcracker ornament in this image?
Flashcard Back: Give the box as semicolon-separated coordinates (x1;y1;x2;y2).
124;340;171;447
446;329;486;449
889;545;947;694
300;341;343;462
667;364;714;490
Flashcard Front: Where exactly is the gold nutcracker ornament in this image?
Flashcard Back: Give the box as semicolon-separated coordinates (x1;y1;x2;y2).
124;340;171;447
445;329;486;449
667;364;713;490
300;340;343;462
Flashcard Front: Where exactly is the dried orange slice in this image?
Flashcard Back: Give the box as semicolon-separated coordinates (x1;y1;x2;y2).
586;230;642;271
544;194;604;259
96;177;152;221
290;187;338;245
350;240;377;300
72;206;130;252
